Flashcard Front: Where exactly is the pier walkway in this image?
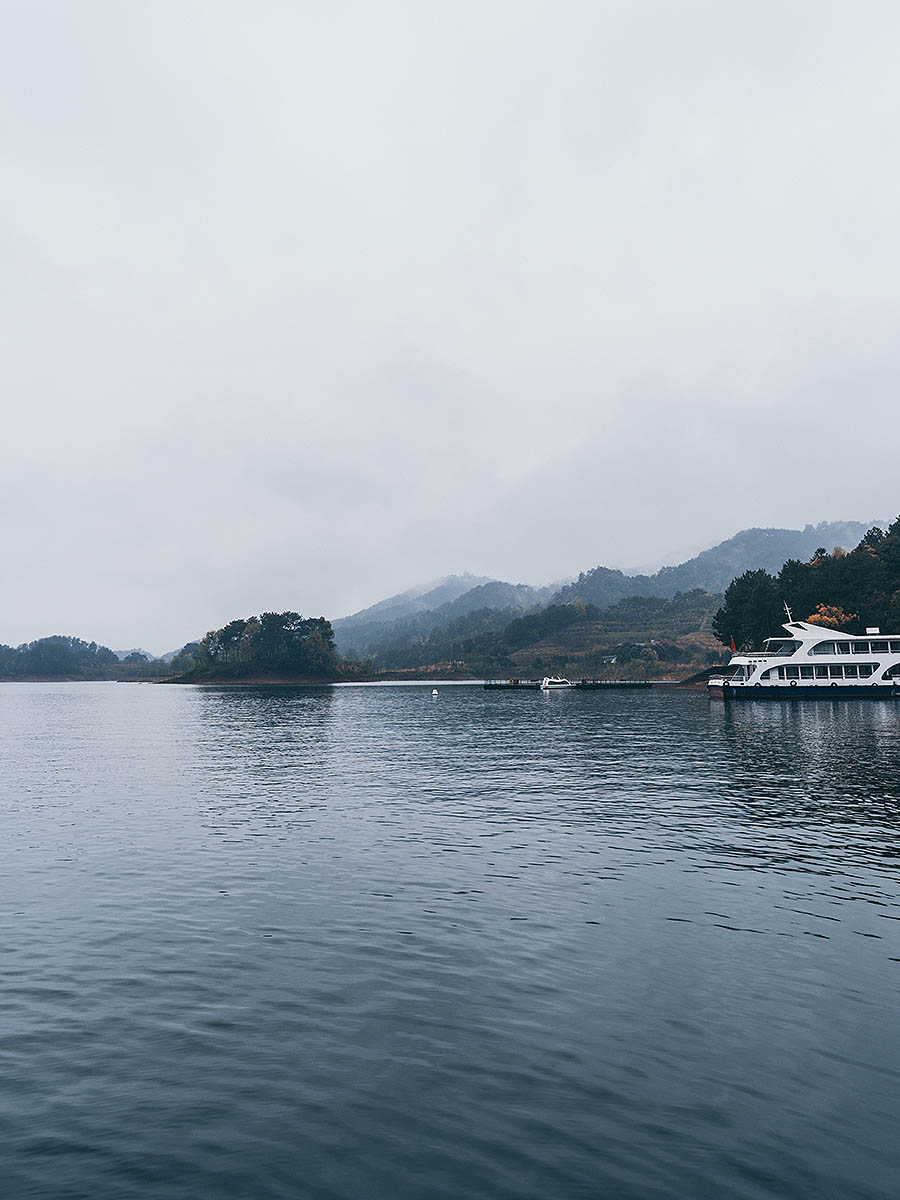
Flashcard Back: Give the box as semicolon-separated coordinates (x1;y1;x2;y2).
483;679;653;691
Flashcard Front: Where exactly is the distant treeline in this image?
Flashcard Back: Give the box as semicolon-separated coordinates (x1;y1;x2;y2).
0;614;341;682
714;517;900;649
0;636;125;680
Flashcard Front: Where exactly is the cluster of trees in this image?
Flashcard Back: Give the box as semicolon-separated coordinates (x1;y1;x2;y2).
175;612;340;679
500;601;601;648
713;518;900;649
0;615;342;682
0;611;344;682
0;636;121;679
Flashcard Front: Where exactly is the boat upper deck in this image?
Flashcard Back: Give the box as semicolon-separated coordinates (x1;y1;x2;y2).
733;621;900;660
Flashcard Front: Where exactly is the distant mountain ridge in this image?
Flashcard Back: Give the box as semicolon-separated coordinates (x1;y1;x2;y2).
334;519;885;662
112;647;157;662
334;576;553;658
552;520;885;610
334;574;490;630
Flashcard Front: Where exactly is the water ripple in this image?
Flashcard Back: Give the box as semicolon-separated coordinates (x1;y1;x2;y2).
1;682;900;1198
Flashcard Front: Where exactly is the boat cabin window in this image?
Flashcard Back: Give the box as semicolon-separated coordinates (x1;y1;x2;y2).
762;639;800;656
821;664;878;679
835;642;850;655
891;641;900;653
883;663;900;678
852;642;869;654
871;641;889;653
730;666;749;681
764;662;881;681
810;641;835;655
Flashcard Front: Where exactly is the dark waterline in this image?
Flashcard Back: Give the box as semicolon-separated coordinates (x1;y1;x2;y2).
2;682;899;1199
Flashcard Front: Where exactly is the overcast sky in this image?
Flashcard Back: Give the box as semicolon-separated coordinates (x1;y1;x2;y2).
3;1;900;651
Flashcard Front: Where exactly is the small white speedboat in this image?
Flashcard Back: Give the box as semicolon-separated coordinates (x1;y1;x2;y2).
540;676;573;691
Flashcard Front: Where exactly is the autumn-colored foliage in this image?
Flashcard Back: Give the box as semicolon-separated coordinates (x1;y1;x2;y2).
806;604;856;629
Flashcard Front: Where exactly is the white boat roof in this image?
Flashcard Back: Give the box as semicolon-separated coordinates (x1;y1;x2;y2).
777;621;855;640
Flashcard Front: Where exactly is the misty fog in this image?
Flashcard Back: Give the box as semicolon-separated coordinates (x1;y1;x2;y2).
3;1;899;650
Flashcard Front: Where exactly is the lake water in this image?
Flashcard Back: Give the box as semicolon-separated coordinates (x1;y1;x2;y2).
2;682;899;1199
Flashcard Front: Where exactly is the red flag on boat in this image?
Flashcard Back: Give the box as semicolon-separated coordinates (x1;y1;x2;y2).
730;636;737;652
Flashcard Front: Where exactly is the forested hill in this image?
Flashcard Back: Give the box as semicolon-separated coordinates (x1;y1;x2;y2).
334;578;554;658
552;520;883;610
652;521;883;596
713;517;900;649
332;519;881;662
338;512;900;676
334;574;491;631
360;590;723;679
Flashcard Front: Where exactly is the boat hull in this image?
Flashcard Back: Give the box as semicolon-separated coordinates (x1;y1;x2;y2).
713;683;900;700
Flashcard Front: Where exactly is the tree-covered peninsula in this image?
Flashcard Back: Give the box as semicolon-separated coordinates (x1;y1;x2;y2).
0;614;344;682
170;612;342;681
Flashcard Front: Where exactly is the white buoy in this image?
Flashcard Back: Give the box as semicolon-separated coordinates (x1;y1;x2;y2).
432;688;439;697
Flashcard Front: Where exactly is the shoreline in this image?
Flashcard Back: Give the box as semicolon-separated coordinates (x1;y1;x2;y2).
1;670;715;687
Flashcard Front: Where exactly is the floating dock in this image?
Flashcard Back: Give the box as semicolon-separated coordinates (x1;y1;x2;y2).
483;679;653;690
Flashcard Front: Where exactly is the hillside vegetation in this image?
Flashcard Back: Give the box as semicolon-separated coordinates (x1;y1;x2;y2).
331;519;881;676
714;518;900;649
334;579;554;659
363;590;723;680
552;520;881;609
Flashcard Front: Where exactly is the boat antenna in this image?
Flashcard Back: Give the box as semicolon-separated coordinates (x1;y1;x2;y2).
784;602;793;622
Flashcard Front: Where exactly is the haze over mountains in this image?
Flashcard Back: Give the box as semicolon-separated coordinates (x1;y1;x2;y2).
333;577;557;660
550;520;883;610
333;520;882;660
3;517;892;679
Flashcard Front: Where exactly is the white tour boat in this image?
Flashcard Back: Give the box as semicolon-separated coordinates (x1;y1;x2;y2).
709;618;900;698
541;676;573;690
